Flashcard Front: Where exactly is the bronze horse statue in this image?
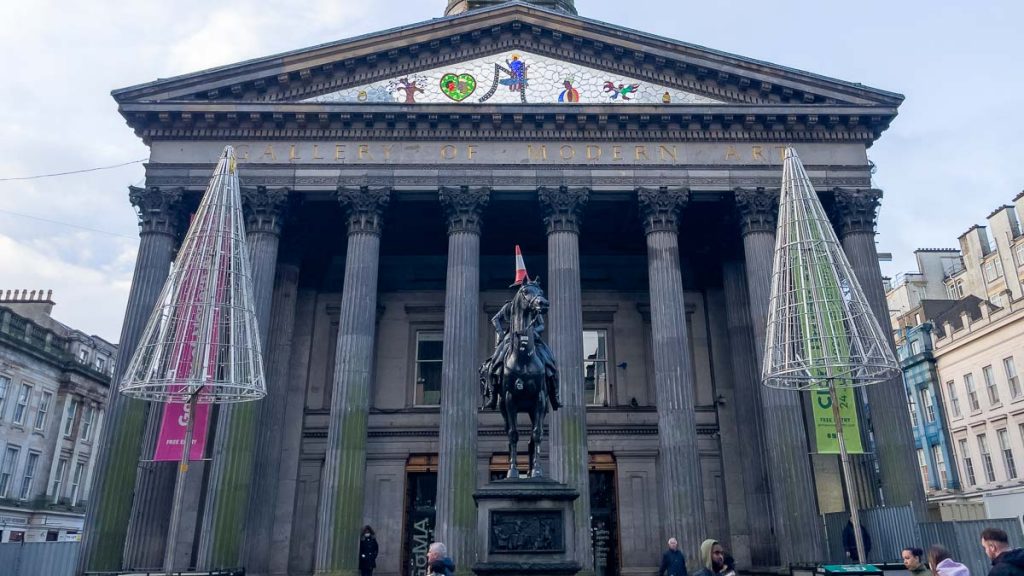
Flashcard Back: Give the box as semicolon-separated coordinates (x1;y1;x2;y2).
486;278;554;479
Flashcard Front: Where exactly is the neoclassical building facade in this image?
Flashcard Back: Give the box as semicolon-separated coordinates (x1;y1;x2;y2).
79;2;922;575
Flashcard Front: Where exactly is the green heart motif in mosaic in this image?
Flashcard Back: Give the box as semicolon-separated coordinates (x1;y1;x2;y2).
440;73;477;101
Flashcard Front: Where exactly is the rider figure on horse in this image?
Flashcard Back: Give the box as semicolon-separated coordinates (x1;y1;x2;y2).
480;247;562;411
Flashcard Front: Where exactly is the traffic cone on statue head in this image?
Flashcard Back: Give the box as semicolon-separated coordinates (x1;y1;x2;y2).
511;245;529;287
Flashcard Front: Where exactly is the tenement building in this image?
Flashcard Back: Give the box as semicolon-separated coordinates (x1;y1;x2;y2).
80;1;922;575
0;290;114;542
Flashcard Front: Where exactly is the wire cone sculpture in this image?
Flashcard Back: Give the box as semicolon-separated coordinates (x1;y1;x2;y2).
762;147;900;390
120;145;266;404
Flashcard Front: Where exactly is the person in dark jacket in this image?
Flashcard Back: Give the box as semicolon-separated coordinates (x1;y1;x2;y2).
842;520;872;563
902;547;929;576
693;539;726;576
659;537;686;576
359;525;379;576
427;542;456;576
982;527;1024;576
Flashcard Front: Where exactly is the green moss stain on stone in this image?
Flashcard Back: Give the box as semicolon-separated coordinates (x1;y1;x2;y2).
210;402;257;567
328;365;371;571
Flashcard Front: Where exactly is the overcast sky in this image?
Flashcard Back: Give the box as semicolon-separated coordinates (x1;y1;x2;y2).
1;0;1021;342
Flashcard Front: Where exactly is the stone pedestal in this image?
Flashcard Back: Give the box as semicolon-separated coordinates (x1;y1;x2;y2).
473;478;581;576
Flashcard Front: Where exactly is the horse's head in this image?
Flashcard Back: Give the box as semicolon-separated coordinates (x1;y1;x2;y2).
514;277;549;317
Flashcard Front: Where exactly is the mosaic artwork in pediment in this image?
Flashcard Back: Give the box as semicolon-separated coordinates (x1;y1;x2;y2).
301;50;726;105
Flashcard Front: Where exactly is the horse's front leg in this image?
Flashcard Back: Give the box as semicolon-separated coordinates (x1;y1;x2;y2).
529;401;546;478
507;398;520;479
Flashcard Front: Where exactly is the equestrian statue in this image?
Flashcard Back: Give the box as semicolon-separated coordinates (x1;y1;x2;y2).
479;246;561;479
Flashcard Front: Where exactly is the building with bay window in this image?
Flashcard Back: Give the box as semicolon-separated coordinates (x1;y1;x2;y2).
79;1;922;575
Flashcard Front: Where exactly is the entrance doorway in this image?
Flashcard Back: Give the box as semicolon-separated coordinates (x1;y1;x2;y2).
590;453;620;576
403;455;438;576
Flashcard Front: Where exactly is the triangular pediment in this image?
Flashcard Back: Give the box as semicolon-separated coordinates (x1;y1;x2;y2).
300;49;726;105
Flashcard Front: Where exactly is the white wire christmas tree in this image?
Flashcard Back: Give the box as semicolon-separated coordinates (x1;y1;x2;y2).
762;147;900;564
119;145;265;574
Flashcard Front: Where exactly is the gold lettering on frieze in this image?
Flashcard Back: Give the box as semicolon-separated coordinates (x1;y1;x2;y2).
311;144;324;160
335;144;346;161
467;144;478;161
560;145;575;161
289;144;300;162
358;144;373;161
382;144;394;161
658;145;677;162
774;146;787;162
441;145;457;160
235;145;250;161
634;145;649;162
611;146;623;161
725;145;740;161
751;145;765;162
586;145;602;161
527;145;548;161
262;145;277;161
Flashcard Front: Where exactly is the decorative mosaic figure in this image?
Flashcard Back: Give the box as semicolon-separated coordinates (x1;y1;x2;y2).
603;81;640;101
440;73;477;101
558;78;580;103
390;76;425;104
479;54;529;103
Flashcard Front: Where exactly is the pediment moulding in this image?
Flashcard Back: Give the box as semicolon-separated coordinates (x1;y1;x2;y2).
113;4;901;113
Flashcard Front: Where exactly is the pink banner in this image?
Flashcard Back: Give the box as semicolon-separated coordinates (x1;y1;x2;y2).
154;401;210;461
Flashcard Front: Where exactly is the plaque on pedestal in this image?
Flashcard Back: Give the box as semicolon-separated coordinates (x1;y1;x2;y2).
472;477;581;576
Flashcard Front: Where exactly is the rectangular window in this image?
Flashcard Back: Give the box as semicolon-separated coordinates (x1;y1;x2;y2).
1005;358;1020;399
910;339;922;355
69;462;85;506
923;392;936;423
51;458;67;503
33;391;52;431
996;257;1005;278
966;374;980;411
908;392;919;428
999;428;1018;479
979;434;997;483
94;356;105;372
19;452;39;500
78;349;88;362
63;399;79;437
933;445;948;489
0;375;9;421
917;448;929;489
0;446;20;498
960;439;977;486
413;331;443;406
984;365;1001;405
1016;244;1024;268
80;406;94;441
12;384;32;425
583;330;609;406
947;381;962;417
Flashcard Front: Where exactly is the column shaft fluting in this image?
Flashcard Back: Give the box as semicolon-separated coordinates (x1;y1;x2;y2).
637;187;705;551
435;187;488;573
78;186;182;573
721;260;777;567
833;188;925;509
199;186;288;569
315;187;390;576
123;402;174;569
540;186;592;571
736;189;824;563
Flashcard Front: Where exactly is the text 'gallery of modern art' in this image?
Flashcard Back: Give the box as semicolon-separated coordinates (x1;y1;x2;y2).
79;1;923;575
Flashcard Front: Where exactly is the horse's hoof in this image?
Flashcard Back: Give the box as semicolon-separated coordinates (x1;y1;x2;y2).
531;469;543;478
508;469;520;479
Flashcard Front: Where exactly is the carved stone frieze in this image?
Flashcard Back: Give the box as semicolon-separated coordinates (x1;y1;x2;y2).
337;186;391;235
831;187;883;237
538;186;589;234
128;185;183;236
734;187;779;236
438;186;490;235
636;186;689;235
489;511;565;553
241;186;290;236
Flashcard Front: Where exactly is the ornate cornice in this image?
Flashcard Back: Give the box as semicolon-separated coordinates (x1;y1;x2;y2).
831;187;882;237
337;186;391;235
241;186;290;236
439;186;490;235
128;186;183;236
637;186;689;235
538;186;589;234
734;187;779;236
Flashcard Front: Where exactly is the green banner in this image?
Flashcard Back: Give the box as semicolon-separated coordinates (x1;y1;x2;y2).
812;387;864;454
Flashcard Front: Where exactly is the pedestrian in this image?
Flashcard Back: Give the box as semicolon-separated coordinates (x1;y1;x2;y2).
427;542;456;576
358;525;378;576
902;547;929;576
842;520;873;563
929;545;971;576
658;537;686;576
982;528;1024;576
693;539;727;576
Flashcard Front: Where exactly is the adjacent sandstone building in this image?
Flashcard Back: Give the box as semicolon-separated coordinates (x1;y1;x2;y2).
80;2;920;575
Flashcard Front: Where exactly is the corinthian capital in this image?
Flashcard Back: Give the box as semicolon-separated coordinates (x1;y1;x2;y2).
337;186;390;235
538;186;589;234
831;188;883;237
637;186;689;235
129;186;183;236
439;186;490;235
734;187;779;236
242;186;290;236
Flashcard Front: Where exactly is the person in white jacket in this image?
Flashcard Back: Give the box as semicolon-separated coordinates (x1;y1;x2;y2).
929;545;971;576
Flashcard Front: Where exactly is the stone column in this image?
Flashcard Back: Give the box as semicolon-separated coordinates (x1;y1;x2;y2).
735;188;824;563
315;186;390;576
636;187;705;551
78;186;182;574
435;186;489;574
720;259;776;567
198;186;289;569
538;185;593;573
832;188;926;509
